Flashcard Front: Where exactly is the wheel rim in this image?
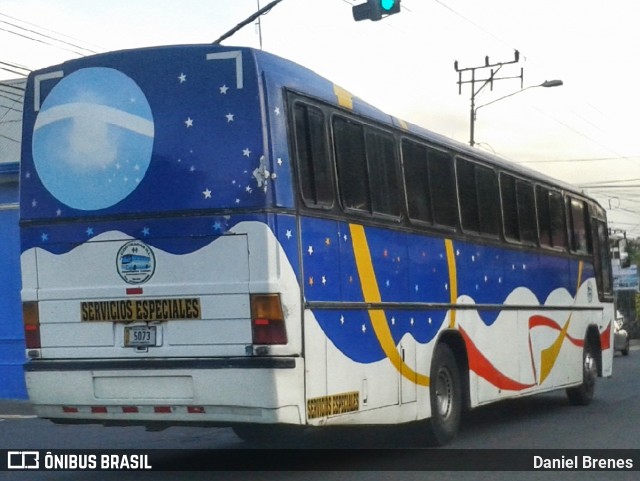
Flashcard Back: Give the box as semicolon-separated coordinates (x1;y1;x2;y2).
435;367;454;419
584;350;597;388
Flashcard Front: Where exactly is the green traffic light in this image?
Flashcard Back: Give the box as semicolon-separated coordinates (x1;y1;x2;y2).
380;0;396;11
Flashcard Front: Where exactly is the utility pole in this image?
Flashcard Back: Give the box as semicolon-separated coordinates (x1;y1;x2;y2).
454;51;523;147
213;0;285;45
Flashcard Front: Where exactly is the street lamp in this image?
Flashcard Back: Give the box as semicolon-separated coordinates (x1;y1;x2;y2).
469;79;563;147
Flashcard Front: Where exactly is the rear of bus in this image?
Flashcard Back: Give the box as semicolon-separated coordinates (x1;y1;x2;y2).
20;45;305;428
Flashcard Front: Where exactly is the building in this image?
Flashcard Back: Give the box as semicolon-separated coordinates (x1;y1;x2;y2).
0;78;27;399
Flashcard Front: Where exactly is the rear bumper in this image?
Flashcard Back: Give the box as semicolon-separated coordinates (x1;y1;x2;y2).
24;357;295;372
25;357;304;426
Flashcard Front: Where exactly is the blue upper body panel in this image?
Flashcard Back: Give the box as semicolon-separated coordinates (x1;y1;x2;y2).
21;46;273;223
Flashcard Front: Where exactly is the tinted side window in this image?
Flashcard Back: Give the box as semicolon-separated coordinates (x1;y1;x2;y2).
334;117;369;212
517;180;537;243
429;149;457;228
536;186;552;247
367;130;400;217
501;174;519;240
595;219;613;297
402;140;433;223
549;191;567;248
568;198;591;254
476;165;500;236
501;174;536;243
457;158;479;232
536;186;567;249
293;103;332;208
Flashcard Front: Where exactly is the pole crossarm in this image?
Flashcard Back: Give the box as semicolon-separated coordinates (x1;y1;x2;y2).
454;50;523;146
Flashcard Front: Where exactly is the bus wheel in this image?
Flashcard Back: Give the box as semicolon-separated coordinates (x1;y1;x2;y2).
566;341;597;406
425;343;462;446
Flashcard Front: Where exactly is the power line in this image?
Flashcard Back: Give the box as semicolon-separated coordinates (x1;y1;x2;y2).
432;0;518;53
0;24;91;57
0;11;104;54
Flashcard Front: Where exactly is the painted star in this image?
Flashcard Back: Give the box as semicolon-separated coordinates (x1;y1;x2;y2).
285;229;293;240
243;148;251;157
226;113;235;122
185;117;194;128
274;107;281;115
203;188;212;199
178;73;187;83
86;227;94;237
40;233;48;242
142;227;150;237
307;245;314;255
220;84;229;94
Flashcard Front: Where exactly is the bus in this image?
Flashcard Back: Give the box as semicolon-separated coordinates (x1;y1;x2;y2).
20;44;614;445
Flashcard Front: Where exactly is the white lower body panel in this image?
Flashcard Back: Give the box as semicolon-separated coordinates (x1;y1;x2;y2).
25;357;304;425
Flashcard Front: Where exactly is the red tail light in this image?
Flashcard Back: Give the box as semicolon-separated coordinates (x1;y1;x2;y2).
250;294;287;345
23;302;41;349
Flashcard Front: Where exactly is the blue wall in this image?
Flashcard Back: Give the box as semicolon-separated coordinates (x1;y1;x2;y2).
0;162;27;399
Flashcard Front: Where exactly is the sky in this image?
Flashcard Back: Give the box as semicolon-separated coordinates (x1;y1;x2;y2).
1;0;639;235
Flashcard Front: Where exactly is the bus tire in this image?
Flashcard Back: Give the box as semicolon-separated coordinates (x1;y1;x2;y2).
566;340;597;406
425;343;462;446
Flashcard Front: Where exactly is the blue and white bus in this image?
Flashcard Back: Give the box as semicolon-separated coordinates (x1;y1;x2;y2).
20;44;614;445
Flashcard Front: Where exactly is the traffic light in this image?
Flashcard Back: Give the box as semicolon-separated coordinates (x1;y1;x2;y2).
352;0;401;22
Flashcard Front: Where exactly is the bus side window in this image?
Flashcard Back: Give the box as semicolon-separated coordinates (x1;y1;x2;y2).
402;140;457;229
517;180;537;243
333;116;369;212
293;103;333;208
536;187;568;250
402;140;433;224
366;129;401;218
457;158;499;236
536;186;552;247
501;173;519;241
457;158;479;233
500;173;536;244
549;191;567;249
476;164;500;236
428;149;457;228
594;219;613;299
568;197;592;254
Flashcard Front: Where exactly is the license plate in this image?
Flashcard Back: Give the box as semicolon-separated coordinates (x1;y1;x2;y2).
124;326;157;347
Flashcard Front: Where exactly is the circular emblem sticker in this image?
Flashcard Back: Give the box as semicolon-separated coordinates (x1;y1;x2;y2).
117;240;156;284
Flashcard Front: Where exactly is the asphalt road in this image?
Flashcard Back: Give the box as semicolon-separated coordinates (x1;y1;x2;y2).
1;344;639;480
